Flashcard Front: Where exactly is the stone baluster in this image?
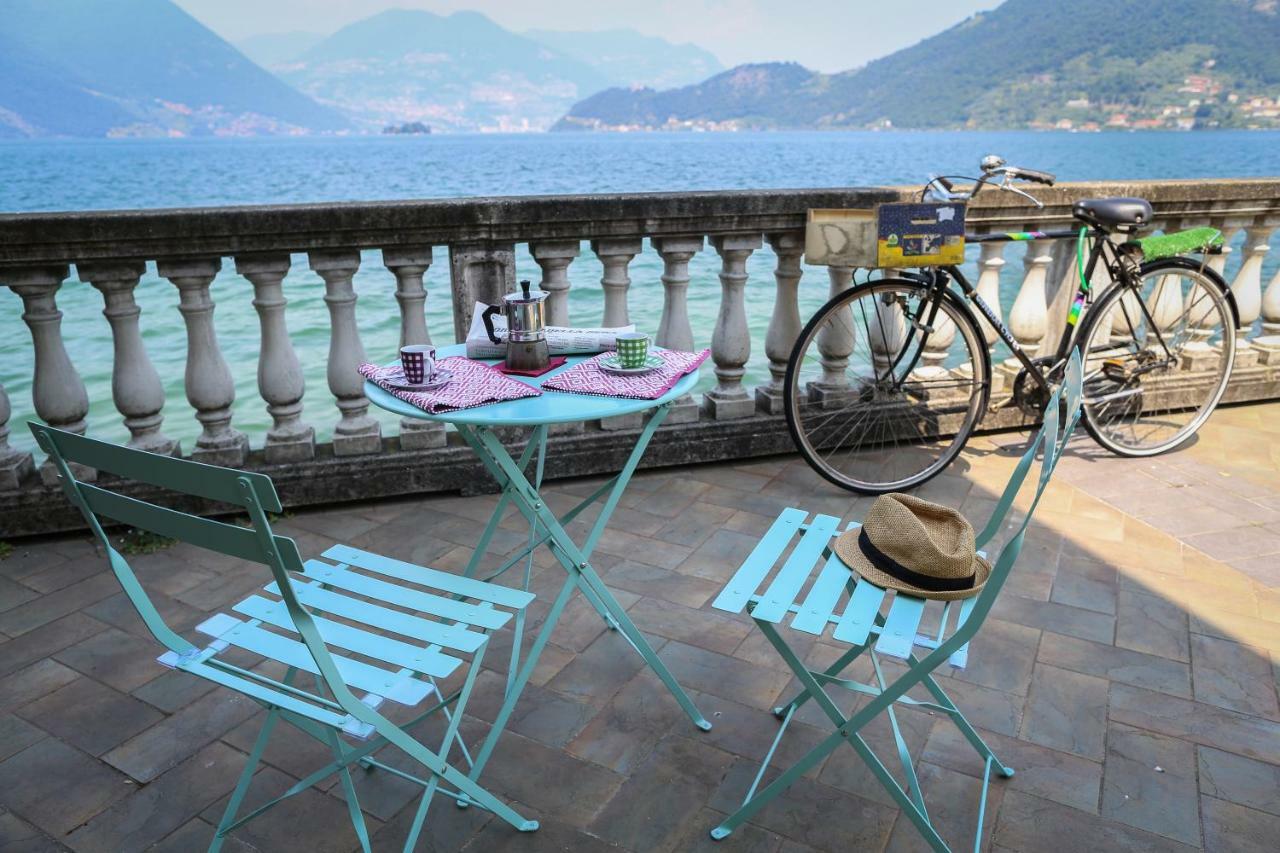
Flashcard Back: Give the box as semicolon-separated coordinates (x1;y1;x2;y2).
973;241;1006;350
1228;225;1271;366
866;290;906;378
1002;238;1051;374
310;250;382;456
756;232;804;414
383;247;445;450
236;254;316;463
448;244;516;343
1255;251;1280;364
652;235;703;425
704;234;762;420
79;261;178;456
592;239;641;328
810;266;855;403
531;242;579;327
1204;223;1241;279
1149;271;1186;333
8;266;93;483
0;381;35;490
383;247;433;347
158;258;249;467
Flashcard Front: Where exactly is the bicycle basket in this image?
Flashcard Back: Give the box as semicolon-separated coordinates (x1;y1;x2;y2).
805;202;966;269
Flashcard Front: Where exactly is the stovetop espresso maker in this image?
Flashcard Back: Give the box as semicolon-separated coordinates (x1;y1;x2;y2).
480;280;549;372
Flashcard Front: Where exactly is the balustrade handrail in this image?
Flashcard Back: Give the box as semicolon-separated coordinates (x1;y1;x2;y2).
2;176;1279;538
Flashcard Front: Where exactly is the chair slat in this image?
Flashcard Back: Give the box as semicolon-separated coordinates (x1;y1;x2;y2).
832;578;886;645
300;561;512;631
234;595;463;679
711;507;807;614
32;423;279;511
874;594;926;659
751;514;840;624
169;656;349;728
196;614;434;705
324;545;534;610
790;529;857;634
265;580;487;654
79;484;270;563
948;597;979;668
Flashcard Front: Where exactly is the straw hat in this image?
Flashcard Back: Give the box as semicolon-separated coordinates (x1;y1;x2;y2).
834;493;989;601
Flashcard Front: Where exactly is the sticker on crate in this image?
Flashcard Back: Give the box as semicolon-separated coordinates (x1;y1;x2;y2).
805;202;966;269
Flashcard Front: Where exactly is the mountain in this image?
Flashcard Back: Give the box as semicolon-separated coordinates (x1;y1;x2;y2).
556;0;1280;131
274;9;613;132
236;30;325;67
0;0;348;138
524;28;724;90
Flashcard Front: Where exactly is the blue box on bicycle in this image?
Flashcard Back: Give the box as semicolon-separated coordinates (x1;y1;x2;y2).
876;203;966;269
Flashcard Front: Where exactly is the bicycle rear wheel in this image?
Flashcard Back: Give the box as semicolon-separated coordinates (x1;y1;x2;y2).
784;278;989;494
1078;258;1236;456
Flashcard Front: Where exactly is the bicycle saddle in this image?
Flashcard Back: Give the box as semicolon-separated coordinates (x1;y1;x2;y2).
1072;197;1154;233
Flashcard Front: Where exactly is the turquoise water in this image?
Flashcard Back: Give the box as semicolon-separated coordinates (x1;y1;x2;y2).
2;130;1277;457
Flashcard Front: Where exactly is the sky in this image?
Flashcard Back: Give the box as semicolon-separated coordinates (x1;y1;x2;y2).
175;0;998;74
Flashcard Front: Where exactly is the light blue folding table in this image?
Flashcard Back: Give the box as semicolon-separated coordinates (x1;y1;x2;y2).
366;344;712;789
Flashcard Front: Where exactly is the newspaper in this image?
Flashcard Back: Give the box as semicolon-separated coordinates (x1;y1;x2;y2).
464;301;635;358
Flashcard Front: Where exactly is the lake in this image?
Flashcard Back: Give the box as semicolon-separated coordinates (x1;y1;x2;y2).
2;130;1278;457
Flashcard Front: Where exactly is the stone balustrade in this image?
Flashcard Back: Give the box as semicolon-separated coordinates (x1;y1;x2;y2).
2;179;1279;536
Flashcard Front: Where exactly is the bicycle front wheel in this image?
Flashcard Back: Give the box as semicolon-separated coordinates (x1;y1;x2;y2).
784;278;990;494
1078;258;1236;456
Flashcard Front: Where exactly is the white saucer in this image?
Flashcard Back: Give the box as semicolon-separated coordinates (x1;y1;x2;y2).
385;368;453;392
598;354;663;376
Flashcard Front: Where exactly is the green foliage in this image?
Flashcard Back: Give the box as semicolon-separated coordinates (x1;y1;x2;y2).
118;528;176;555
0;541;12;561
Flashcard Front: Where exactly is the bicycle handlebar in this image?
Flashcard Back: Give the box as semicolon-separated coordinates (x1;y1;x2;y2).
1007;166;1055;186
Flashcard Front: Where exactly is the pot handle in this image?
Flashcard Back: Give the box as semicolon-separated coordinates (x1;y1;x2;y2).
480;304;503;344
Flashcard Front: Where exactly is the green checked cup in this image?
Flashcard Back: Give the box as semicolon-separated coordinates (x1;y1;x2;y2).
615;332;650;368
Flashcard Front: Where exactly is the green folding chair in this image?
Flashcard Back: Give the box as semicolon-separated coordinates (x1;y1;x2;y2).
708;350;1084;852
30;424;539;852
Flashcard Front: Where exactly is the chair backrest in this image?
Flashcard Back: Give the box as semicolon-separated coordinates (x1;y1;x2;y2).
29;424;365;713
943;349;1084;650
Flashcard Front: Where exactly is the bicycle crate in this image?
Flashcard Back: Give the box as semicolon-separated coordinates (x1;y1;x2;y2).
805;202;966;269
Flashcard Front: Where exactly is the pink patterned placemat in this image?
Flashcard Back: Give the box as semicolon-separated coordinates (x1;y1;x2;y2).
360;356;541;414
541;349;709;400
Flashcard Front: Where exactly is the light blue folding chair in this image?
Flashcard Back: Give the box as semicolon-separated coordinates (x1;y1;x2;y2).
30;424;539;852
708;350;1084;851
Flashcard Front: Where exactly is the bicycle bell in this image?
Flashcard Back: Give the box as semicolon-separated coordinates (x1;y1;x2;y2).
980;154;1006;173
481;280;549;371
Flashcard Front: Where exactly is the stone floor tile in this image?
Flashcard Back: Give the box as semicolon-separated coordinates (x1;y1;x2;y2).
1050;570;1117;615
1189;633;1280;718
931;675;1025;737
993;790;1197;853
730;626;817;672
654;502;738;550
921;722;1101;814
103;689;258;783
588;735;737;852
993;595;1115;644
0;738;132;838
883;761;1005;853
0;714;46;763
1100;723;1199;845
709;759;897;852
65;741;244;853
0;614;107;681
0;659;81;714
677;527;766;583
667;807;783;853
201;765;382;853
0;573;119;637
944;617;1040;696
1197;746;1280;818
83;590;205;639
462;812;621;853
545;628;660;709
818;703;936;809
0;576;40;616
1190;611;1280;654
1184;525;1280;564
1116;590;1191;662
1020;664;1108;760
367;783;494;852
1037;632;1192;698
466;670;596;749
129;667;220;713
656;640;792;708
51;627;167;693
17;676;163;757
1109;683;1280;766
147;818;256;853
601;559;721;609
565;670;684;775
0;810;65;853
626;596;752;656
1201;796;1280;853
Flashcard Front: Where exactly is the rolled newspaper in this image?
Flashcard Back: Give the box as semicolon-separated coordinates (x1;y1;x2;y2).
465;301;635;359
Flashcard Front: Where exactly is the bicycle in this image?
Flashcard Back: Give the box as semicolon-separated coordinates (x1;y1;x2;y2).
785;154;1237;494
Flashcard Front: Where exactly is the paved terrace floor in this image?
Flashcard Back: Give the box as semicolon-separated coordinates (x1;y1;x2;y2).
1;402;1278;853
